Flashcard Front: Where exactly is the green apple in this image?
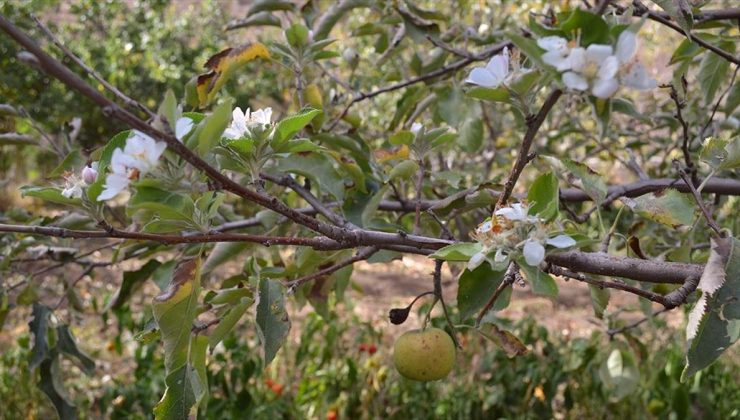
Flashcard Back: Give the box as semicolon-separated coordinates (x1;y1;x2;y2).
393;327;455;381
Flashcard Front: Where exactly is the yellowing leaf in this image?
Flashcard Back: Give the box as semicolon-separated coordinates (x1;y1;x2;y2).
374;144;409;163
621;189;695;228
196;43;270;107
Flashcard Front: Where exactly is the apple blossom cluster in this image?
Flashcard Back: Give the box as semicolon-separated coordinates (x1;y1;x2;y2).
537;31;656;98
223;106;273;139
468;202;576;271
94;117;193;201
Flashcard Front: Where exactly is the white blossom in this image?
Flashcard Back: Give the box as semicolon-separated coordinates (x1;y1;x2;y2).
465;47;510;88
97;130;166;201
61;174;84;199
494;203;540;223
410;122;423;136
467;250;487;271
538;31;656;98
538;36;572;71
175;117;194;141
562;44;620;98
223;107;273;139
522;234;576;266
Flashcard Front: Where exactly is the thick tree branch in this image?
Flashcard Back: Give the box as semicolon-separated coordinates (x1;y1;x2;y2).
545;251;703;284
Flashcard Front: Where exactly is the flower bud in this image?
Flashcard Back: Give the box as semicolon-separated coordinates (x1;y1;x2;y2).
82;164;98;184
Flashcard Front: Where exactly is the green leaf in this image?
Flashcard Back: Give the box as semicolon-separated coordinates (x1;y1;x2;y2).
313;0;372;40
389;130;414;146
158;89;178;129
224;138;255;155
700;137;740;171
457;264;507;320
275;138;323;153
651;0;693;37
589;96;611;135
589;284;610;319
558;9;610;45
465;86;510;103
599;348;640;401
198;98;235;156
248;0;295;15
20;186;80;206
527;172;559;221
274;107;321;144
669;38;701;65
361;185;388;229
202;242;250;275
509;69;541;95
49;149;84;179
29;303;52;371
388;159;419;181
543;156;608;204
108;259;162;310
153;363;202;420
274;153;345;201
458;118;484;153
56;325;95;375
725;81;740;115
208;297;252;349
285;23;310;48
622;189;695;228
612;98;650;122
152;258;201;373
256;278;291;365
683;237;740;380
517;258;559;297
429;243;483;262
38;357;77;420
698;42;734;105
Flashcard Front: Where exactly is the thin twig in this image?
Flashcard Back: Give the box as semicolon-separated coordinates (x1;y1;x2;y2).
606;307;674;338
284;246;378;290
475;263;518;327
547;264;669;305
328;41;512;130
674;161;723;237
624;1;739;65
433;260;460;348
33;15;156;119
497;89;563;207
700;64;739;139
667;81;696;183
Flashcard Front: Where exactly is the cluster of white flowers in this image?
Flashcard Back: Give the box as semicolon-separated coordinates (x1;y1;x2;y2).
61;162;98;199
98;130;167;201
537;31;656;98
223;107;273;140
468;202;576;271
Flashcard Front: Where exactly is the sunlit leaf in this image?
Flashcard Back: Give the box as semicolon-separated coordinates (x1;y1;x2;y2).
256;278;291;365
196;43;270;107
621;189;695;228
599;348;640;401
429;243;483;262
683;236;740;380
527;172;559;221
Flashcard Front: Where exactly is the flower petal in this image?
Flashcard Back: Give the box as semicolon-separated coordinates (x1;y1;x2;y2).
542;51;571;71
546;234;576;248
592;77;619;98
97;173;130;201
466;67;499;87
567;48;586;72
175;117;194;141
523;240;546;266
562;72;589;91
621;63;657;90
585;44;614;63
232;107;247;133
485;48;509;82
467;250;487;271
537;36;568;53
616;31;637;63
598;56;619;80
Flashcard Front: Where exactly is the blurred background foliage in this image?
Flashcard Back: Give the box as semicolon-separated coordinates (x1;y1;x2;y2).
1;310;738;419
